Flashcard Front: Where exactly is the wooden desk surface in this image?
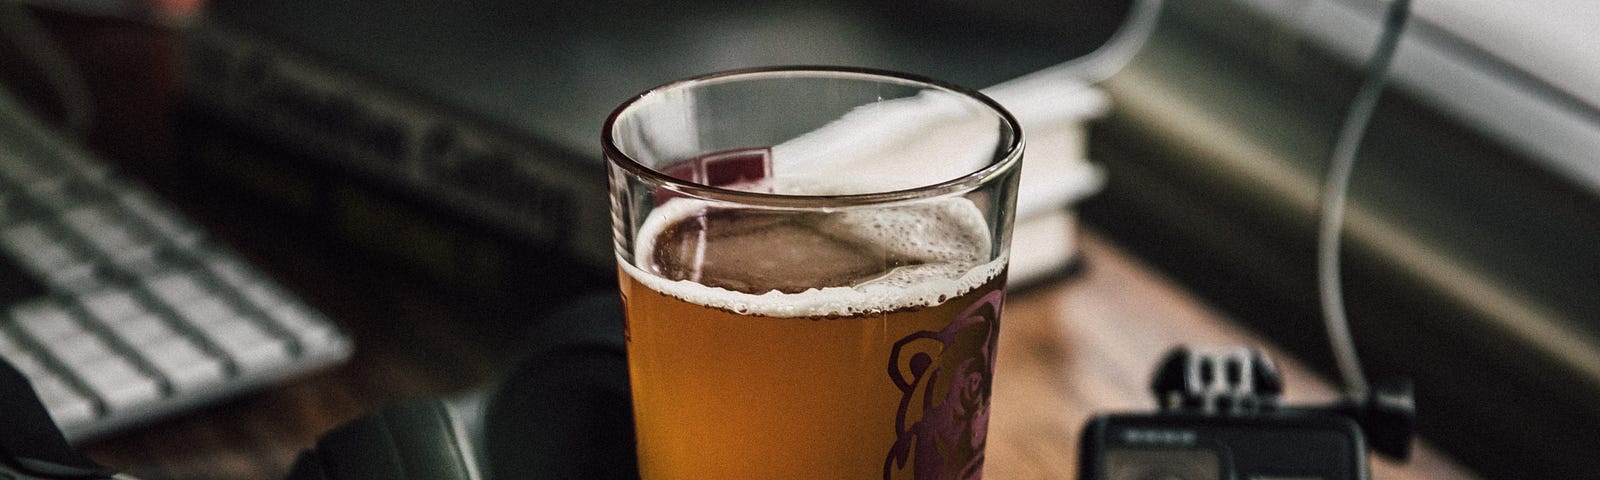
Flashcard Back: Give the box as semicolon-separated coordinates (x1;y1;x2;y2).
77;230;1477;479
983;233;1475;480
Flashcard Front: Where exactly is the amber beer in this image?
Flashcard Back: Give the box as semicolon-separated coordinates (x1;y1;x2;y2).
604;67;1021;480
620;198;1008;480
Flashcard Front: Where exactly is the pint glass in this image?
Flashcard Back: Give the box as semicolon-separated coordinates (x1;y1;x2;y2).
604;67;1023;480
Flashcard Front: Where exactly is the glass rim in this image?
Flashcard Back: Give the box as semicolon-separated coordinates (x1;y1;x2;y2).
601;66;1024;208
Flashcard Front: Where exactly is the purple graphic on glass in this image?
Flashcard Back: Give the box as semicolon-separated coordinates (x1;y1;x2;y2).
884;290;1004;480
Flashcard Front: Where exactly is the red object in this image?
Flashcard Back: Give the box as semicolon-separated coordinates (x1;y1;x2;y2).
654;147;771;204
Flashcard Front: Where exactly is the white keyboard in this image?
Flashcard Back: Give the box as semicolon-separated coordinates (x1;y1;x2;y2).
0;88;352;441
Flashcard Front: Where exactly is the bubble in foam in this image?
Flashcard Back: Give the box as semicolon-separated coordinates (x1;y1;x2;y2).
625;188;1004;318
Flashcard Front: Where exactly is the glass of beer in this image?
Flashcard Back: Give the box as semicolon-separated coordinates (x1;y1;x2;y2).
604;67;1023;480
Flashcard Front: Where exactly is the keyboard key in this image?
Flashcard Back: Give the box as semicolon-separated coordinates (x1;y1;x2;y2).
68;356;161;412
78;289;151;323
31;374;98;427
221;276;342;354
145;270;210;305
194;259;344;354
61;207;159;270
0;150;65;187
56;149;112;182
239;282;287;309
2;223;73;268
264;302;342;354
7;350;50;378
137;337;226;392
101;313;176;345
0;187;37;224
196;319;290;374
47;332;117;365
169;295;240;327
0;223;98;289
26;178;99;212
11;301;83;342
3;90;352;441
203;254;252;288
0;328;22;356
118;190;203;249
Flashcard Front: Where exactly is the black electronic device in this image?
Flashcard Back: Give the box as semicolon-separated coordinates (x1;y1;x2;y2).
1081;1;1419;478
284;292;637;480
1078;347;1414;480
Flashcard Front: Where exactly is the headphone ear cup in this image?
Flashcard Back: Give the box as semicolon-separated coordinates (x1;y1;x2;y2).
286;397;476;480
482;292;638;480
284;451;331;480
285;292;636;480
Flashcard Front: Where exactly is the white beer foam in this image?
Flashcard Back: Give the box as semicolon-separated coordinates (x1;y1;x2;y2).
625;193;1005;318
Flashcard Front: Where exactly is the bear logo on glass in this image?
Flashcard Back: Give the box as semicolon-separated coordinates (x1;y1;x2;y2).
884;290;1003;480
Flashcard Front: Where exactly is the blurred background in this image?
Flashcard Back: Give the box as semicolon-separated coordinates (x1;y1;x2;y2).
1081;3;1600;479
2;0;1597;478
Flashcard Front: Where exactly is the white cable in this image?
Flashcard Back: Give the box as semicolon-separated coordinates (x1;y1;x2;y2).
1065;0;1166;84
993;0;1165;91
1317;0;1411;398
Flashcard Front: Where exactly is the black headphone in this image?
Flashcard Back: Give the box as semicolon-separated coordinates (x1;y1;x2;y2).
285;292;639;480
